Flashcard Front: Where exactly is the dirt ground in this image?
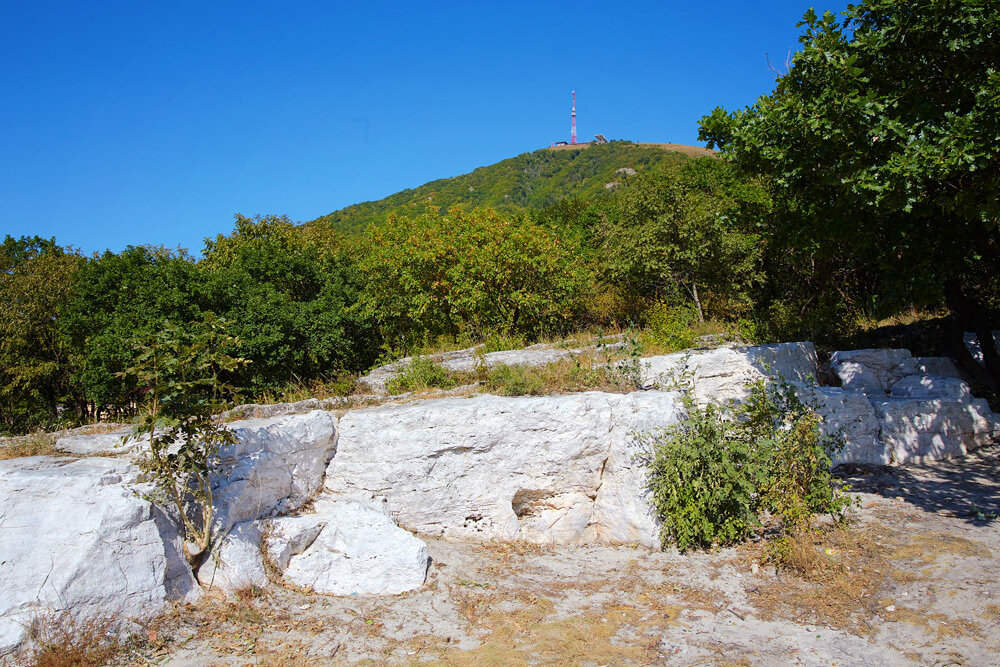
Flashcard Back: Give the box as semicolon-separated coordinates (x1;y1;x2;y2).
145;446;1000;666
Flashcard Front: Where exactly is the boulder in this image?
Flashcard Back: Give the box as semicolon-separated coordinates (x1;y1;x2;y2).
889;375;972;400
641;342;818;405
210;410;338;535
325;391;685;546
55;429;137;456
196;522;269;592
270;498;428;596
0;457;199;655
793;384;885;466
871;397;1000;464
830;349;917;396
912;356;966;381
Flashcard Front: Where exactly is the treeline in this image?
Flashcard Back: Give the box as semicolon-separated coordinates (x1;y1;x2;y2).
4;0;997;434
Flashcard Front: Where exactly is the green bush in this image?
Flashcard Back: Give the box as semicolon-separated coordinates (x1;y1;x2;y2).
384;356;464;394
646;302;698;351
485;364;545;396
640;381;851;552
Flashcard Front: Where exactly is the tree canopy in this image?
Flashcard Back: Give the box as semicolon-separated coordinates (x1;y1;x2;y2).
699;0;1000;386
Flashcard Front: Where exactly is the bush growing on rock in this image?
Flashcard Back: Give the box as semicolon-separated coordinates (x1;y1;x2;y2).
641;381;852;551
123;313;247;569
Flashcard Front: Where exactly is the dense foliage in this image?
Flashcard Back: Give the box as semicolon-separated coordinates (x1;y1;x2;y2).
700;0;1000;387
307;142;699;235
641;382;852;551
359;207;591;351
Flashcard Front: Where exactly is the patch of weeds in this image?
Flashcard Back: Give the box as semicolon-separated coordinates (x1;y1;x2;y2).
969;502;999;522
0;432;64;461
485;363;545;396
646;302;699;351
482;332;525;353
385;356;465;394
6;612;125;667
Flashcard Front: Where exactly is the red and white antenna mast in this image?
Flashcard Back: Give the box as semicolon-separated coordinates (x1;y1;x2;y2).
570;90;577;144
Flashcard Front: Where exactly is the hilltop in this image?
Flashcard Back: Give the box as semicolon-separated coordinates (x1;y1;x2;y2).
305;141;714;235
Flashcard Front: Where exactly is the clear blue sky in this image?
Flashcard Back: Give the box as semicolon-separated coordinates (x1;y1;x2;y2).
1;0;848;256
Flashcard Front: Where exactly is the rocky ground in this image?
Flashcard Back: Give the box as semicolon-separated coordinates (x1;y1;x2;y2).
142;446;1000;666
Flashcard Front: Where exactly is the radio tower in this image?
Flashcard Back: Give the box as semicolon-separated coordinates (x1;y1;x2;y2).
570;90;577;145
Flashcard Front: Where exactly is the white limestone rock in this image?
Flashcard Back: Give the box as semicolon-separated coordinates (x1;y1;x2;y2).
197;522;269;593
325;391;685;546
871;397;1000;464
641;342;818;405
830;349;917;396
965;331;1000;365
55;429;137;456
913;357;966;381
274;498;428;596
889;375;972;400
0;457;199;654
264;515;327;570
792;384;886;466
211;410;338;535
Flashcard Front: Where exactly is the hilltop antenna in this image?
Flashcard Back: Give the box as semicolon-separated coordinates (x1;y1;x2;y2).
570;90;577;145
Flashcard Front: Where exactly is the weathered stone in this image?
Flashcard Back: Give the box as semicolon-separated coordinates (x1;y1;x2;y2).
793;384;886;466
197;522;268;593
830;349;917;396
641;342;818;405
870;396;999;464
325;391;685;546
889;375;972;400
55;429;137;456
274;498;428;596
0;457;199;654
211;410;338;535
264;515;327;570
913;357;966;381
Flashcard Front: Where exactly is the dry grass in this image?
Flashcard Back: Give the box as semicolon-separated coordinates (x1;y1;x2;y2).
890;532;992;563
0;432;63;461
3;612;126;667
749;522;899;633
886;607;984;640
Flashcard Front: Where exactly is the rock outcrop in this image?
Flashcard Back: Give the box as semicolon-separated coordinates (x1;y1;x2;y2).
0;457;199;654
325;391;684;548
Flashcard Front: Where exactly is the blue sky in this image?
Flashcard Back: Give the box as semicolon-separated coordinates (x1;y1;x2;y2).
1;1;849;256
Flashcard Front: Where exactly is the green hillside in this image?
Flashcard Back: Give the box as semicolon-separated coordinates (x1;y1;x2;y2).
306;141;714;234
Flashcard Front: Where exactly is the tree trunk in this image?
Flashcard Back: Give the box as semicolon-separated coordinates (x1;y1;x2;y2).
691;283;705;323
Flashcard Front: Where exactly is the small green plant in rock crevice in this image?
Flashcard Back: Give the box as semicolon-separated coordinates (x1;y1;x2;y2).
639;380;853;552
121;313;247;571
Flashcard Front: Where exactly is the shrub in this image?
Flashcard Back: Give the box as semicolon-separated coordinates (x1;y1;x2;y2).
640;380;852;551
645;302;698;351
384;356;466;394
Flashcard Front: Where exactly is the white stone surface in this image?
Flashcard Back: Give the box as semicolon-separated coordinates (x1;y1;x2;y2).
325;391;684;546
275;498;428;596
641;342;818;405
0;457;199;654
793;384;886;466
211;410;338;534
55;430;137;456
830;349;917;396
913;357;966;381
889;375;972;400
197;522;268;592
871;397;1000;464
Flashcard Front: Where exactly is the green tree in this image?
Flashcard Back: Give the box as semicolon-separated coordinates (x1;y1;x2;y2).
124;313;246;570
202;214;376;393
598;158;769;321
61;245;205;421
359;207;592;350
0;236;80;433
699;1;1000;387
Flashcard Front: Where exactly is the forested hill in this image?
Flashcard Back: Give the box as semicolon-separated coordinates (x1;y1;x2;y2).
306;141;714;234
